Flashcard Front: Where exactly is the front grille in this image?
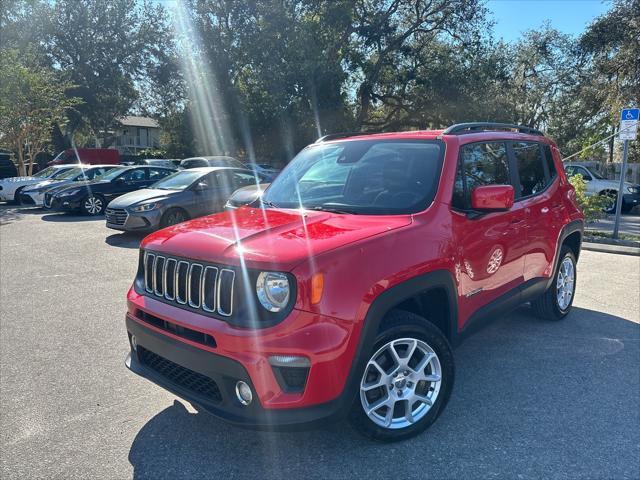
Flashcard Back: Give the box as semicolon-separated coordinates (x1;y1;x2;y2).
137;346;222;403
143;251;235;317
135;309;217;348
106;208;128;225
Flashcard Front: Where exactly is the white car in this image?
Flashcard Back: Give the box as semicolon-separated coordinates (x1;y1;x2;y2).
19;165;119;206
564;163;640;213
0;165;76;203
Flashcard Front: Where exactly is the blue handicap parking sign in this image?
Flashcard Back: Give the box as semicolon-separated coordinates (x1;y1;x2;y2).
621;108;639;120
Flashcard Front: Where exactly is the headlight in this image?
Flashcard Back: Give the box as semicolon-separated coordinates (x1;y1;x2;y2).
256;272;290;312
59;188;81;196
130;202;160;212
627;186;639;194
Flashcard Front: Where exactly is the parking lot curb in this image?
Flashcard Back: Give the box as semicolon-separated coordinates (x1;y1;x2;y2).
582;241;640;256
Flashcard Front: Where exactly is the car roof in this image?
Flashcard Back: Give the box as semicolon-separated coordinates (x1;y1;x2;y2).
183;167;250;174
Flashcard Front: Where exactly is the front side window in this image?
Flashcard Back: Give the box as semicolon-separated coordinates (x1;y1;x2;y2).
119;169;146;182
148;168;172;180
514;142;546;196
262;140;444;214
452;142;510;209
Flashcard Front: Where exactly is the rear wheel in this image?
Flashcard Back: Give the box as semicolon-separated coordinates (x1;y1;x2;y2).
349;310;454;442
531;246;576;320
600;191;617;214
81;194;106;215
160;208;188;228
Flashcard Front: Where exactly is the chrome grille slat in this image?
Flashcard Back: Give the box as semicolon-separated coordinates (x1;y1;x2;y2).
142;251;235;317
217;269;235;317
188;263;204;309
163;258;177;301
175;261;189;304
144;252;155;293
202;266;218;312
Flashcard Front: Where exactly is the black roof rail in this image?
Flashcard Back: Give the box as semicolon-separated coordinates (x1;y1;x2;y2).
441;122;544;136
315;131;380;143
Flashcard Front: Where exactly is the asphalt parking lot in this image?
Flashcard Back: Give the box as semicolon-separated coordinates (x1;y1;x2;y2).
1;205;639;479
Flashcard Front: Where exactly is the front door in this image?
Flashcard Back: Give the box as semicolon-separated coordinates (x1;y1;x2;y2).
451;141;528;326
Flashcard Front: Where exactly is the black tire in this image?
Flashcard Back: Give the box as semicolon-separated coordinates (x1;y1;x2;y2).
160;208;188;228
600;191;617;214
80;194;106;215
531;246;576;320
13;187;24;205
621;203;632;214
348;310;454;442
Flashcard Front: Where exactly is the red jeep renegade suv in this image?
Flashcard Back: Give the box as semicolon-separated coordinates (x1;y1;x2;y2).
124;123;584;441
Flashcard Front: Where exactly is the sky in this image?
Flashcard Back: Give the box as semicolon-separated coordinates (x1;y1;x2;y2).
487;0;612;41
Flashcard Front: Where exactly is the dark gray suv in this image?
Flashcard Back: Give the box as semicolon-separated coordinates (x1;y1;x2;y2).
105;167;264;231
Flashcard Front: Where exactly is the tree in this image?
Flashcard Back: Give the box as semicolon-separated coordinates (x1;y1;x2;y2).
0;50;81;175
43;0;179;146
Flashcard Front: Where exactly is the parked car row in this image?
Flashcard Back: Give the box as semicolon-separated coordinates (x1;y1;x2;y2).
0;159;270;232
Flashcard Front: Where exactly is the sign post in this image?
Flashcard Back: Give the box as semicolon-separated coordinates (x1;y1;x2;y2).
613;108;639;239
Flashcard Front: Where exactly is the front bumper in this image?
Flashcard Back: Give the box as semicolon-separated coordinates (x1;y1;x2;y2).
47;193;82;211
623;192;640;209
20;191;44;206
124;289;360;428
106;207;162;232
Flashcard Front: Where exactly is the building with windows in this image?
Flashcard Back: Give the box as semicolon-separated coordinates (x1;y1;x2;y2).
113;116;161;155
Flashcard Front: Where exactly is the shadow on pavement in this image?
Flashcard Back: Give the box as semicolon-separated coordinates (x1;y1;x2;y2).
127;306;639;479
105;232;146;249
41;212;104;222
0;205;44;225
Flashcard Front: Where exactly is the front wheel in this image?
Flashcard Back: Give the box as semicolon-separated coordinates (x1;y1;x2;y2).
81;194;106;215
531;246;576;320
160;208;188;228
349;310;454;442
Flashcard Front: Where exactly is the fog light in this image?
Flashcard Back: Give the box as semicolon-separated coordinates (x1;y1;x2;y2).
235;381;253;406
130;334;138;351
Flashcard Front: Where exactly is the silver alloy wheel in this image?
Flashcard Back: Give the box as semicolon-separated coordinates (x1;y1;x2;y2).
360;338;442;430
556;256;575;311
84;196;103;215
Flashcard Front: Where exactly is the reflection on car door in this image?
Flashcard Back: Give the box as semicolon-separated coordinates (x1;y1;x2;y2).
451;141;527;325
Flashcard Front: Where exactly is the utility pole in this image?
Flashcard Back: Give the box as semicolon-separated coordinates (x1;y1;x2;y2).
612;139;629;239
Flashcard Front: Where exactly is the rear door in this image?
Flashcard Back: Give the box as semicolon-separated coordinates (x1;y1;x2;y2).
451;141;528;322
512;142;565;281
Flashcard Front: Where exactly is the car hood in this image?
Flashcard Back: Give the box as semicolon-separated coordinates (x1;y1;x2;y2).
24;179;67;191
0;176;42;185
141;206;412;270
108;189;175;208
53;180;109;193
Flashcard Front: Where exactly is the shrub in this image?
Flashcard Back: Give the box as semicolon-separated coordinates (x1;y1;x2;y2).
568;174;611;222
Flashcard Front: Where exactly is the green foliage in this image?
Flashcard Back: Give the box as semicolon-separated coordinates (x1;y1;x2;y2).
568;174;611;222
0;49;81;175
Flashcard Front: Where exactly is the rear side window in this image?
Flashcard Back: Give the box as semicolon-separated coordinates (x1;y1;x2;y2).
513;142;546;197
452;142;510;209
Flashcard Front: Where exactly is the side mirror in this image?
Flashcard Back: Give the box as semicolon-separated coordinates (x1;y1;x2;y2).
471;185;514;212
114;177;125;184
194;181;208;192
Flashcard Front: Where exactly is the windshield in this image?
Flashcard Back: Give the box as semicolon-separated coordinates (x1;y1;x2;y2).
55;167;83;180
95;167;128;181
262;140;443;214
151;170;203;190
33;167;57;178
590;168;605;179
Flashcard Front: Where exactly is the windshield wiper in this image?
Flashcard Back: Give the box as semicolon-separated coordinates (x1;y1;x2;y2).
307;204;359;215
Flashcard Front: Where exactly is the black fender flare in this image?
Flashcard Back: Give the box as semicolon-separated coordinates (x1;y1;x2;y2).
336;269;459;415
